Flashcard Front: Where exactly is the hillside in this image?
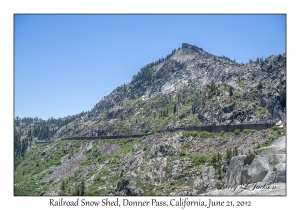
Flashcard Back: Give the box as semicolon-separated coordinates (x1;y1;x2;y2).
14;43;286;196
51;43;286;138
14;128;285;196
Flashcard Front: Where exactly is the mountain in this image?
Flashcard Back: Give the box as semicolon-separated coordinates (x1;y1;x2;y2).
14;43;286;196
51;43;286;138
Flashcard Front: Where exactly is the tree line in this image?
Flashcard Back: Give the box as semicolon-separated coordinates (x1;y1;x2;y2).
14;111;88;169
14;111;87;140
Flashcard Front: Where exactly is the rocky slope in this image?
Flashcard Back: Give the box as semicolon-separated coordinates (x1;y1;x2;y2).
51;43;286;138
203;136;286;195
14;127;285;196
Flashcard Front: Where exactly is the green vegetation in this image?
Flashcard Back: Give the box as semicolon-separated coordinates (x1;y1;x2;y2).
123;99;134;107
208;81;218;97
220;131;226;136
179;151;187;157
236;76;246;90
225;147;238;162
15;134;145;196
200;131;215;138
89;88;204;135
242;129;256;134
14;140;84;195
14;124;283;196
170;180;180;186
182;128;256;142
244;152;255;165
182;131;198;137
85;172;108;196
191;153;209;165
14;112;87;141
210;151;222;165
256;128;284;149
234;129;240;135
255;107;268;117
182;130;215;139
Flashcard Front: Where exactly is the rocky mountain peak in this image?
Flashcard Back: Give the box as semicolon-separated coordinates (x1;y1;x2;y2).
182;43;203;51
46;43;286;138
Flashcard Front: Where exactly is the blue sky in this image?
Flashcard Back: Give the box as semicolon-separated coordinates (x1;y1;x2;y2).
14;14;286;120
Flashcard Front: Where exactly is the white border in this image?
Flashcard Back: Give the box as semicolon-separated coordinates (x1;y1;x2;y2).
1;1;297;209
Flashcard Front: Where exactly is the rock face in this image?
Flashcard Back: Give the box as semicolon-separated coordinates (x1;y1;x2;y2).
115;179;143;196
224;155;247;186
204;136;286;195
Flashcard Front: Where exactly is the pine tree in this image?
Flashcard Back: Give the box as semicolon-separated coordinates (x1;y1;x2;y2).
61;180;66;191
217;152;221;163
218;166;222;179
20;136;29;158
233;147;238;156
211;151;218;166
80;179;85;196
226;148;232;162
173;104;177;114
14;127;21;158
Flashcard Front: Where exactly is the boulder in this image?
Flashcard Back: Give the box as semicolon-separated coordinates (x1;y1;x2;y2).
224;155;247;186
206;136;286;195
241;155;270;184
